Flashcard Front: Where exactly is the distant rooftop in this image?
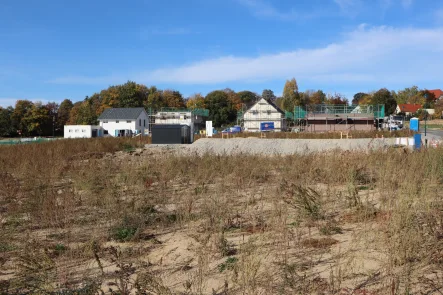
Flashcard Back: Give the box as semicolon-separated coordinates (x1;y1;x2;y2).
98;108;146;120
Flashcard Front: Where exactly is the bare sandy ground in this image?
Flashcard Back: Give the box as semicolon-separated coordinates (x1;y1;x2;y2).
146;137;398;156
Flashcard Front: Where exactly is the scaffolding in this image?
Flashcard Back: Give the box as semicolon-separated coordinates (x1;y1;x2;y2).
292;104;385;132
157;107;209;117
147;107;210;138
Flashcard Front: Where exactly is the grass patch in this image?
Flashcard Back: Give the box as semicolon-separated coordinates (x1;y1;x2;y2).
218;257;238;273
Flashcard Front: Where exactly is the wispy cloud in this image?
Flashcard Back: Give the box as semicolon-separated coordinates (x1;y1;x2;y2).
335;0;413;15
49;26;443;88
236;0;304;21
333;0;362;15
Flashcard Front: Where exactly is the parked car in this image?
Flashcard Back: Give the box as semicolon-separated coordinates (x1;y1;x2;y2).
221;126;242;133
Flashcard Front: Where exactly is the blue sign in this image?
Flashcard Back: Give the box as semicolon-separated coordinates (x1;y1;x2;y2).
260;122;274;131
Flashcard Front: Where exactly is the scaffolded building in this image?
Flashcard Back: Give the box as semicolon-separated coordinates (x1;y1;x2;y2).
292;104;385;132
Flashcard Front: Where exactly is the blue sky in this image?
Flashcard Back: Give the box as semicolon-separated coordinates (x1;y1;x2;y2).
1;0;443;107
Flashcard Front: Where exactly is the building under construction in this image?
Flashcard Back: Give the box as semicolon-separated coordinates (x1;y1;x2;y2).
291;104;385;132
151;108;209;141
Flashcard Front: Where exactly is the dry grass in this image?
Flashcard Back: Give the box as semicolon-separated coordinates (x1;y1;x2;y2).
1;137;443;294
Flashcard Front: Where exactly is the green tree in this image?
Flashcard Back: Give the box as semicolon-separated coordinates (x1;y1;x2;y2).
57;99;74;132
21;102;52;136
395;86;420;104
186;93;206;109
238;91;258;107
224;88;242;111
281;78;301;111
422;90;436;108
205;90;237;127
143;87;166;111
352;92;367;105
67;98;98;125
118;81;148;108
163;90;185;108
44;102;59;136
262;89;276;102
325;93;349;105
308;90;326;105
372;88;397;115
12;100;34;135
0;107;15;137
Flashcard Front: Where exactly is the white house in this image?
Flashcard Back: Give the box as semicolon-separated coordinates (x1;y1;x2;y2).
98;108;149;137
64;125;104;138
243;98;286;132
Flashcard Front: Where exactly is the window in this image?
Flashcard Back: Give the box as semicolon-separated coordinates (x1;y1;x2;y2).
68;130;72;133
75;129;79;132
116;120;119;123
143;119;146;127
82;129;86;132
103;120;108;123
139;119;141;126
104;130;108;135
127;120;131;123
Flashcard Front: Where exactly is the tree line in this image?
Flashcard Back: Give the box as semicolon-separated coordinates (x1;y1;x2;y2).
1;79;442;137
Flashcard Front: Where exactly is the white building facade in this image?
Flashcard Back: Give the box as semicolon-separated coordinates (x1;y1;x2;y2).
98;108;149;137
64;125;104;138
243;98;286;132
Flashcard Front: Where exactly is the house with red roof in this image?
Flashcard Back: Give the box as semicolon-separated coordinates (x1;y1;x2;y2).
427;89;443;100
395;104;422;115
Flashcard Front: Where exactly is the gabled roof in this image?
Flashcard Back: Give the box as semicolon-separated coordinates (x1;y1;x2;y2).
397;104;422;113
246;98;285;115
98;108;146;120
427;89;443;99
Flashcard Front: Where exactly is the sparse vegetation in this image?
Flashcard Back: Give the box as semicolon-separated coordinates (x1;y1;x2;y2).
1;137;443;294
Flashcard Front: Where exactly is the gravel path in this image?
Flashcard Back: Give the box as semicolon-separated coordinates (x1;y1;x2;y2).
146;137;397;156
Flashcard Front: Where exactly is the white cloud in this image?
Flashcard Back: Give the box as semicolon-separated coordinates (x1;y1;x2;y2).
50;26;443;88
335;0;412;15
236;0;300;21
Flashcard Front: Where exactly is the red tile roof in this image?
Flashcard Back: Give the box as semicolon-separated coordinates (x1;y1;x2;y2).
397;104;422;113
428;89;443;99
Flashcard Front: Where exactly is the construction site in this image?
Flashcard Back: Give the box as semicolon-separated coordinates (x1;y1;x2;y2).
290;104;385;132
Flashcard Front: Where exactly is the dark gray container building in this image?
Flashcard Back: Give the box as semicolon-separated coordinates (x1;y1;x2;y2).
151;124;191;144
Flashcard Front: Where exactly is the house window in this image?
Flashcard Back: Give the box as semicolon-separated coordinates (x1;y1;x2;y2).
116;120;119;123
68;130;72;133
143;119;146;127
139;119;141;126
75;129;79;132
82;129;86;132
104;130;108;135
103;120;108;123
127;120;131;123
